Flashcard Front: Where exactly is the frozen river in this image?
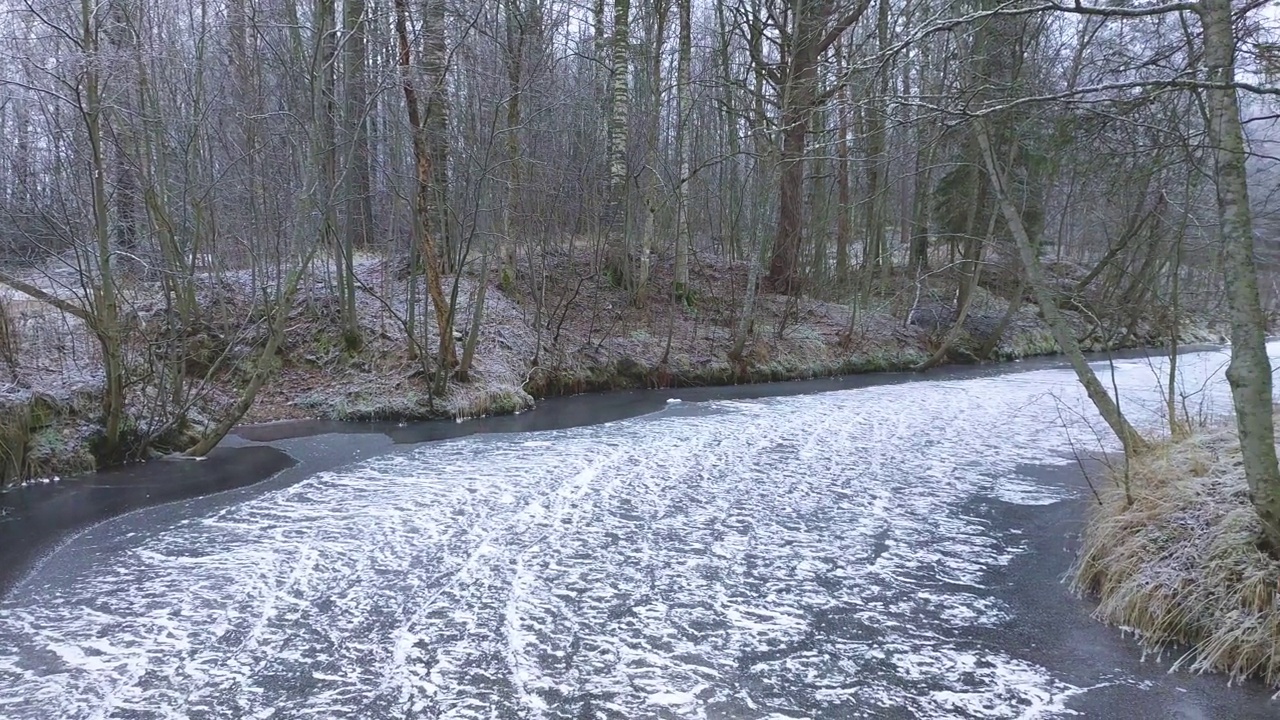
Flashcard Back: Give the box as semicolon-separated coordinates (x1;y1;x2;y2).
1;346;1278;719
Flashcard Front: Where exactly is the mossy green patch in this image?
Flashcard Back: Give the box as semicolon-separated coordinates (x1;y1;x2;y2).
0;395;97;488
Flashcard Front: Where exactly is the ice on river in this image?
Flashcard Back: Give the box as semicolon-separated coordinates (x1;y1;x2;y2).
0;346;1267;719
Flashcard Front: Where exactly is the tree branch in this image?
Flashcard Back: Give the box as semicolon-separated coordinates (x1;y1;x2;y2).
894;76;1280;119
0;270;94;325
816;0;876;57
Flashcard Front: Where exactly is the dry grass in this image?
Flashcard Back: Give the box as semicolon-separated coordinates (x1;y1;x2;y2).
1070;421;1280;686
448;384;535;420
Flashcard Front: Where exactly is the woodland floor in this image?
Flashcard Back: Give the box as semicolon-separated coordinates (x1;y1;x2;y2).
0;245;1224;486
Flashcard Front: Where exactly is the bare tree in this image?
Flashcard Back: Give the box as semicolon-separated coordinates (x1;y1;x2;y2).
747;0;874;293
396;0;458;371
1201;0;1280;547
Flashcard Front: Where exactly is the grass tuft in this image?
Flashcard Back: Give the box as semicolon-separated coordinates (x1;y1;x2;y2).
1070;422;1280;686
449;385;534;420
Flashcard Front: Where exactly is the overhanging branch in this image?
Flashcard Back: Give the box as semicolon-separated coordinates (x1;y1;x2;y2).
0;270;94;326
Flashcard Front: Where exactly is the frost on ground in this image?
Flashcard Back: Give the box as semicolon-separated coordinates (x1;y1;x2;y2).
1072;411;1280;687
0;346;1259;719
0;249;1221;469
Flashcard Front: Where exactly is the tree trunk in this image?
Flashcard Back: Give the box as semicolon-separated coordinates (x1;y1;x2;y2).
315;0;349;348
764;0;872;293
83;0;127;460
105;1;141;252
872;0;891;289
342;0;371;344
502;0;525;281
456;248;489;381
593;0;606;55
730;237;763;365
714;0;742;262
978;276;1026;359
916;209;993;371
769;103;809;293
766;8;819;295
836;123;851;283
633;0;667;300
1167;226;1184;437
914;258;983;371
1201;0;1280;548
976;120;1147;454
395;0;457;369
602;0;631;260
185;254;319;456
834;37;851;284
673;0;692;294
424;0;453;271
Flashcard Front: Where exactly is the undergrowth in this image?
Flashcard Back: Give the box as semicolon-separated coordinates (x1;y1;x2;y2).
1070;422;1280;686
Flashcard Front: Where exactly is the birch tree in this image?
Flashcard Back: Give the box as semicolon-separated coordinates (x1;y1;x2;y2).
1200;0;1280;547
673;0;692;294
602;0;632;270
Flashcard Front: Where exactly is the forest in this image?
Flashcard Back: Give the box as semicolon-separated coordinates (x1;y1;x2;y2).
0;0;1276;484
6;0;1280;698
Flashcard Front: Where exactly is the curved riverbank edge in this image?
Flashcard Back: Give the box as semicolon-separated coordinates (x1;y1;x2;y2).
1070;418;1280;688
236;342;1220;444
1000;461;1280;716
0;343;1216;599
0;445;295;595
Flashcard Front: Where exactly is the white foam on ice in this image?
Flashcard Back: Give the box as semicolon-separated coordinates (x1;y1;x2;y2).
0;344;1272;719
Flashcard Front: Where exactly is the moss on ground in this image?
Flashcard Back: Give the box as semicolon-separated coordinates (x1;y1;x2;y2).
1071;422;1280;686
0;394;97;488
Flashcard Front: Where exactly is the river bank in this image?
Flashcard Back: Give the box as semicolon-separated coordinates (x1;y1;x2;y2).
1;343;1275;718
0;252;1223;488
1071;415;1280;688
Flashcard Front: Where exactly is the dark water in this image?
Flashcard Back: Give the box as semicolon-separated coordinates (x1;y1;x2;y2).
0;344;1274;719
0;445;294;592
